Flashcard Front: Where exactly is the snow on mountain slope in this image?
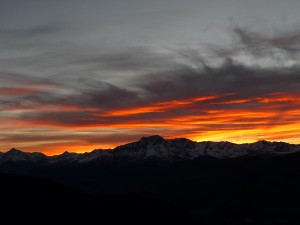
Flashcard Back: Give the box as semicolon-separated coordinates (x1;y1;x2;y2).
1;136;300;165
1;148;46;162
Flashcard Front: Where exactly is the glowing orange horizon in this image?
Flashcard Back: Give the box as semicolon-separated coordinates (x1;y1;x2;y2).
6;130;300;156
1;92;300;155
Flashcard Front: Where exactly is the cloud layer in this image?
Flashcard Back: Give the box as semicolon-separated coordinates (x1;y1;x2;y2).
1;26;300;154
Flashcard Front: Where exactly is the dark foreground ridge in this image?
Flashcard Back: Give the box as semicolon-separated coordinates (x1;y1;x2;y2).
0;173;192;225
2;136;300;224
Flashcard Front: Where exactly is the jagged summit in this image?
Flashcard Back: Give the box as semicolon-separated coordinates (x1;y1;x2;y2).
139;135;165;144
7;148;22;153
1;136;300;165
61;151;74;156
4;148;29;160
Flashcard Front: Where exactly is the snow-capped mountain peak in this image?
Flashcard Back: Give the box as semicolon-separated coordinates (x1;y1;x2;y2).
1;136;300;165
1;148;46;162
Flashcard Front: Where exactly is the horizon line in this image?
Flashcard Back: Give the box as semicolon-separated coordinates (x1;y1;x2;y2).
2;135;299;156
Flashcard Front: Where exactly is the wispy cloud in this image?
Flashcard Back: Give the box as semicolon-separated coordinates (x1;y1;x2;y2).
1;26;300;153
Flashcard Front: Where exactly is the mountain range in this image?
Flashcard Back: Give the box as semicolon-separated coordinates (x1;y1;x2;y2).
1;135;299;165
2;135;300;224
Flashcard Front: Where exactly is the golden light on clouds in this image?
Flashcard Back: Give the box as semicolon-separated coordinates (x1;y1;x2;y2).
1;91;300;155
1;24;300;155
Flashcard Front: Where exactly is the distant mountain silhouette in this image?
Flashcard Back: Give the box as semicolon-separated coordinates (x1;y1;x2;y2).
2;136;300;224
1;136;299;166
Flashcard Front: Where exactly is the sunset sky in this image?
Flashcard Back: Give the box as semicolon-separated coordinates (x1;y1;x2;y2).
1;0;300;155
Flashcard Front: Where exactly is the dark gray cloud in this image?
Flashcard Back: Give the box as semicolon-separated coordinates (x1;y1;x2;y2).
2;26;300;112
209;25;300;62
86;47;177;72
1;25;300;151
0;24;65;52
2;0;300;152
0;71;51;85
0;25;62;38
233;26;300;52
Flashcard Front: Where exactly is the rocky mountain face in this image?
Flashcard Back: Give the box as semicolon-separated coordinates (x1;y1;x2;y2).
1;135;299;165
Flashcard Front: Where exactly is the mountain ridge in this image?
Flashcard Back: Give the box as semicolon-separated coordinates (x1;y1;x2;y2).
1;135;300;165
2;136;300;225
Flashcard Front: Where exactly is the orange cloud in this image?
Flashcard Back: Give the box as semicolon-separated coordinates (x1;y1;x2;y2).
0;88;38;95
106;95;217;116
1;92;300;155
0;84;53;96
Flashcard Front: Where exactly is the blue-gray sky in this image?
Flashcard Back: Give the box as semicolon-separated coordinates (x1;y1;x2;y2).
1;0;300;154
